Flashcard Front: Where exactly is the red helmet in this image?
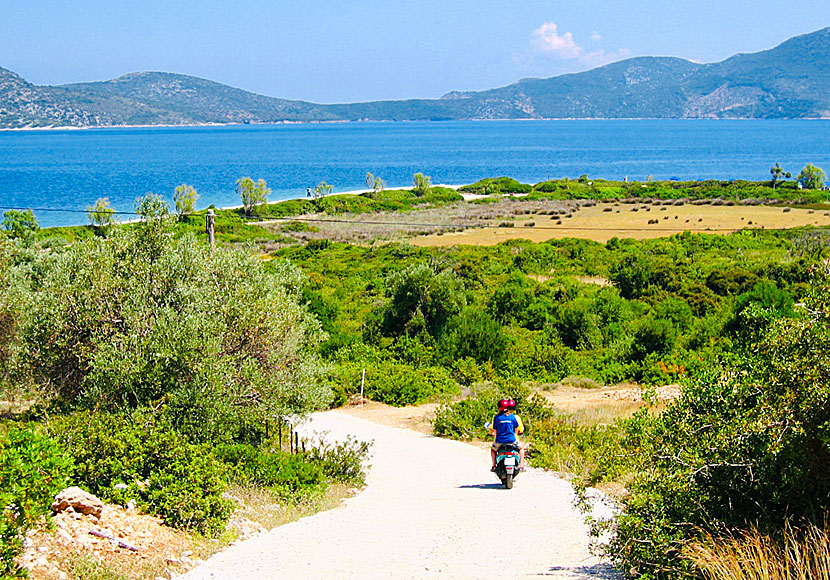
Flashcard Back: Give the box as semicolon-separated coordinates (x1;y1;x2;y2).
498;398;516;411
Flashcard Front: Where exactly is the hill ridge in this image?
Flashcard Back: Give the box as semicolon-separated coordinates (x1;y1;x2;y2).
1;27;828;128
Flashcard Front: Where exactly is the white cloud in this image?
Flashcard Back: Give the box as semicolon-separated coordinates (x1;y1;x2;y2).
531;22;584;59
530;22;629;69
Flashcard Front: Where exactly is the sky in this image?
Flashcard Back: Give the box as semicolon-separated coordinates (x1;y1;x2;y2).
2;1;829;104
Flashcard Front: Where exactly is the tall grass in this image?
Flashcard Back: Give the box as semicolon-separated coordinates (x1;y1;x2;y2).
687;523;830;580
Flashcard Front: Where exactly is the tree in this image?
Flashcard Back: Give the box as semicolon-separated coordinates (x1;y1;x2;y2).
413;172;432;196
380;263;466;339
373;176;385;194
11;219;331;426
313;181;333;199
769;163;791;189
236;177;270;216
173;184;199;215
797;163;826;190
87;198;116;230
365;172;374;191
2;209;39;241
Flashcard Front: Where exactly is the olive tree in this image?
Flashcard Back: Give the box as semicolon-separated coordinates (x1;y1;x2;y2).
86;197;116;230
797;163;826;190
313;181;333;199
2;210;39;242
173;183;199;215
769;163;791;189
11;216;331;429
413;172;432;196
237;177;271;215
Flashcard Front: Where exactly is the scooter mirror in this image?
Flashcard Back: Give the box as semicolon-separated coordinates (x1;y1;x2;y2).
484;422;492;429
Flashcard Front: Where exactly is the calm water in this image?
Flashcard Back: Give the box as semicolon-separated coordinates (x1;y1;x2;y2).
1;120;828;228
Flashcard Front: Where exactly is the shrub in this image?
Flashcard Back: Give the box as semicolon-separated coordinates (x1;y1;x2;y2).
0;428;72;578
214;444;325;500
458;177;532;195
440;307;511;366
47;412;234;536
630;317;677;360
596;279;830;577
12;220;331;422
362;363;459;406
302;435;372;486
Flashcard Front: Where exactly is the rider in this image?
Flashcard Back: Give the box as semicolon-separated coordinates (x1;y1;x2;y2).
489;398;526;471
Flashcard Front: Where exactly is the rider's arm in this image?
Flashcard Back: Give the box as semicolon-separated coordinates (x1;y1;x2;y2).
515;415;525;435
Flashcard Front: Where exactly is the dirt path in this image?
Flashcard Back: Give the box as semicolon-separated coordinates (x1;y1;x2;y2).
180;410;619;580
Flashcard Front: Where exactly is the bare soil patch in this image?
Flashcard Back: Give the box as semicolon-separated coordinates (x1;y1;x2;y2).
19;505;197;580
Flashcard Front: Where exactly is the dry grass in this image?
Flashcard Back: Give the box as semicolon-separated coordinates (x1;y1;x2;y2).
253;198;576;245
413;202;830;246
225;483;357;539
687;523;830;580
538;383;679;425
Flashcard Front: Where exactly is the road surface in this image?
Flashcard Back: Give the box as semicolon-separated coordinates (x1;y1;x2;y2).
181;410;619;580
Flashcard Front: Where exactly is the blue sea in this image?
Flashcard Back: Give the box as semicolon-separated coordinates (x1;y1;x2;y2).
1;120;829;228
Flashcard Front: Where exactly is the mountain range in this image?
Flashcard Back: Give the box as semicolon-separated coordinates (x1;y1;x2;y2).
2;27;829;128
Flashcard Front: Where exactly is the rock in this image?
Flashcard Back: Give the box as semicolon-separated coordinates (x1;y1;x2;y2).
126;499;137;511
114;483;129;490
52;487;104;518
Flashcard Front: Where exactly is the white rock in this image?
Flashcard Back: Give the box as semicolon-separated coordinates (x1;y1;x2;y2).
52;487;103;518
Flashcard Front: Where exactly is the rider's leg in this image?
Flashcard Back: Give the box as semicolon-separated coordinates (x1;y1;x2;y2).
490;446;497;469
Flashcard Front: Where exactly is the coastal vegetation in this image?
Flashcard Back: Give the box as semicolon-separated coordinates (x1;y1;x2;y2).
2;173;830;578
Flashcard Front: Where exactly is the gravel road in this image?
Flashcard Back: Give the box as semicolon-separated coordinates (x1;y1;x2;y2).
181;410;620;580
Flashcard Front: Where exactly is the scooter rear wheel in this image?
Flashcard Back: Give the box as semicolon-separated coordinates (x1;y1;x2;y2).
505;473;513;489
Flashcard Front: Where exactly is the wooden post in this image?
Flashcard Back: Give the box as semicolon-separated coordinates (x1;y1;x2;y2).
294;432;299;455
206;209;215;251
278;421;283;451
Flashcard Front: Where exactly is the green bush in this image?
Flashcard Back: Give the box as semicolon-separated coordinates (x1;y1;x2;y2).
458;177;532;195
0;428;72;578
302;436;372;486
440;307;510;366
214;444;325;500
362;363;459;407
592;279;830;578
47;412;234;536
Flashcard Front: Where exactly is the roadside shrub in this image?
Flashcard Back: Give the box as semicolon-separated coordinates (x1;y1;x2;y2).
0;428;72;578
302;435;372;486
47;412;234;536
597;279;830;578
214;444;325;500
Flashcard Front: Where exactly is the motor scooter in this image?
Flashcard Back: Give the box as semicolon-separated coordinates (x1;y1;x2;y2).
485;422;521;489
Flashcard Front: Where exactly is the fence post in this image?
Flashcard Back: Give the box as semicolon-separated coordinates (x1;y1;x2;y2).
206;209;215;252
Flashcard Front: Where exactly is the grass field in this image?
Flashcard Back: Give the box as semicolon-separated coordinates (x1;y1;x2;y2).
412;201;830;245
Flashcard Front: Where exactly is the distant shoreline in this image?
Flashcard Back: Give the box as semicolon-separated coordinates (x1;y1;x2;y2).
3;117;830;133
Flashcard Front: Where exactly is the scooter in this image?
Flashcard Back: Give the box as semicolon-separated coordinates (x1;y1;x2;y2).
494;443;521;489
485;421;522;489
